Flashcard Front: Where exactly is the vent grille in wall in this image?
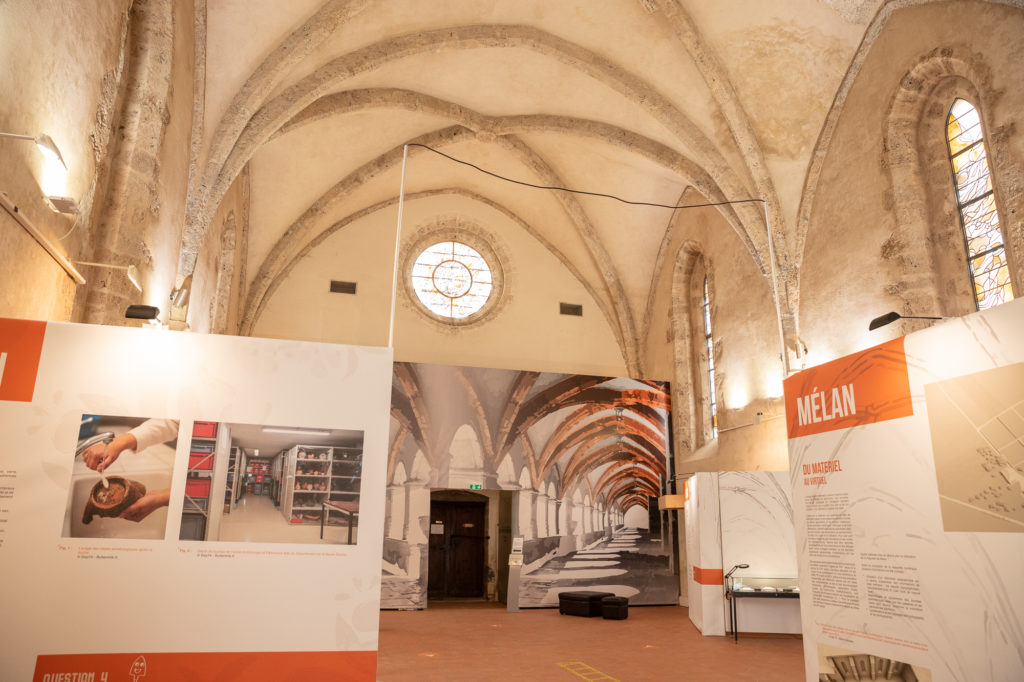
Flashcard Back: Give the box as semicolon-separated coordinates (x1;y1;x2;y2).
559;302;583;316
329;280;357;294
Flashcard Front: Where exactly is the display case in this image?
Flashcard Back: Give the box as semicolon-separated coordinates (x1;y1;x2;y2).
280;445;362;524
725;576;800;642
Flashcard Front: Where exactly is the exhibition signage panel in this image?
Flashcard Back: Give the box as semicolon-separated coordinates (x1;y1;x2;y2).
784;300;1024;682
0;319;392;682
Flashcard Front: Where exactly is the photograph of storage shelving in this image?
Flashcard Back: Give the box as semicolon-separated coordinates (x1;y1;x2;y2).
178;421;363;545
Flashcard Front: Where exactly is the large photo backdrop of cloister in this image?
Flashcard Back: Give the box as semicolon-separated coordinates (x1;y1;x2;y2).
383;362;678;608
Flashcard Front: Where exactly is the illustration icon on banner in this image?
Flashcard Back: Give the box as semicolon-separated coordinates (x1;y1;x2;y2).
129;655;147;681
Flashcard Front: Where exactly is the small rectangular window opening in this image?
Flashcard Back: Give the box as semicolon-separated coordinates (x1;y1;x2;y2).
329;280;357;295
559;302;583;316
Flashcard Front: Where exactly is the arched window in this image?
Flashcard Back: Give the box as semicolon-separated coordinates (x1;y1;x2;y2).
702;277;718;438
946;99;1014;310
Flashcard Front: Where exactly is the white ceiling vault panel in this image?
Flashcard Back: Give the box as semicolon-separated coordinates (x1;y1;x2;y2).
194;0;917;375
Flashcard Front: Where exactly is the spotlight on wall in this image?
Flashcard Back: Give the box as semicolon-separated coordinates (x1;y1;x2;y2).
170;273;192;308
43;196;79;214
868;311;945;331
125;305;160;320
725;563;749;579
74;261;143;293
0;132;66;167
0;131;79;214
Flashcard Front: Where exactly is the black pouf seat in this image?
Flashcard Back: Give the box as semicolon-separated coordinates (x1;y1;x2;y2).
558;590;615;617
601;595;629;620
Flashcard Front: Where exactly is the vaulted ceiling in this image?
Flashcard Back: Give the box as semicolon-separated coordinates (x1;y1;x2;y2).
184;0;900;371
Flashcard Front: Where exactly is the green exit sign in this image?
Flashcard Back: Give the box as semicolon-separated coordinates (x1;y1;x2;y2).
469;484;482;490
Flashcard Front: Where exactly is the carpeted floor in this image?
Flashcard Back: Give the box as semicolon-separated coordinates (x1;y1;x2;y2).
377;601;804;681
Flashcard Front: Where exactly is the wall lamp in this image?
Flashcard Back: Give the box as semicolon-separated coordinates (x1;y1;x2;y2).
868;311;944;331
658;494;686;510
73;261;143;293
0;132;65;166
0;131;79;214
170;273;192;308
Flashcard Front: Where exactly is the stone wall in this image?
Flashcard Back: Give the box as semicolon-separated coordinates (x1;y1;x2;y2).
0;1;132;321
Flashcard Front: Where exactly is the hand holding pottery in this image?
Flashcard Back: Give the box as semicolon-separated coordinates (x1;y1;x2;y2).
120;488;171;523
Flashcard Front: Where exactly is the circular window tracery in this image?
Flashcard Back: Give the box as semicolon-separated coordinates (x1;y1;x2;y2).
411;240;493;319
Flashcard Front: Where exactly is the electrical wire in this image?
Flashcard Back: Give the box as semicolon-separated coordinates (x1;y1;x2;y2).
56;215;78;241
407;143;765;210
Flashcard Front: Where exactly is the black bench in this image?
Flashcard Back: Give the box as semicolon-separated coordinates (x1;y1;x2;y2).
558;590;615;617
601;595;629;620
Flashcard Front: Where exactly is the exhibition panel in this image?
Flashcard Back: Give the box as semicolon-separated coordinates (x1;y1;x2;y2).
0;318;392;681
785;299;1024;682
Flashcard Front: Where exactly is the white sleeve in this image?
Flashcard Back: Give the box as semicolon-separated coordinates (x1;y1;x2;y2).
128;419;181;452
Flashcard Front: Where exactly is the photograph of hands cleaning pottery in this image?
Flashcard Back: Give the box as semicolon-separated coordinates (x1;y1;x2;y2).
2;2;1023;681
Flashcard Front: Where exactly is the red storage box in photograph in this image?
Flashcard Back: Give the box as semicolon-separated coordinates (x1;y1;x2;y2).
188;452;214;470
185;478;211;498
192;421;218;438
256;475;263;483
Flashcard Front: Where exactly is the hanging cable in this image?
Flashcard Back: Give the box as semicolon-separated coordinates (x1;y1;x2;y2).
407;143;764;210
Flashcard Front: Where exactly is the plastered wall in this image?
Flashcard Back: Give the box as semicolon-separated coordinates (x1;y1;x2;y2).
252;192;628;377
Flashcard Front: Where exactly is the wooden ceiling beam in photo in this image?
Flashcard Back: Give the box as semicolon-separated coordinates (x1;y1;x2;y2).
561;444;663;499
494;370;540;461
454;367;497;467
392;362;435;464
501;374;607;454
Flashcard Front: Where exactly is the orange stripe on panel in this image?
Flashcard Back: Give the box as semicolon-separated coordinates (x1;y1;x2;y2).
693;567;724;585
34;650;378;682
783;337;912;439
0;318;47;402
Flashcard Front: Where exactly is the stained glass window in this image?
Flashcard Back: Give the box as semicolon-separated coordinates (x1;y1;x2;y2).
702;277;717;438
946;99;1014;310
411;240;492;319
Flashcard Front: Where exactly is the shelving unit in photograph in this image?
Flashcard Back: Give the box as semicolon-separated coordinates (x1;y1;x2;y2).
179;421;218;540
291;446;331;524
327;447;362;526
223;446;240;513
270;454;283;506
279;445;334;524
246;459;271;496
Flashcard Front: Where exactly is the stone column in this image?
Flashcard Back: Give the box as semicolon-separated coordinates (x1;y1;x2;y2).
517;489;535;541
386;484;404;539
536;492;549;537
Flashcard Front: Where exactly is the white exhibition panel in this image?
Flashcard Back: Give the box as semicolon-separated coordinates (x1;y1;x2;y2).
785;299;1024;682
0;320;392;681
719;471;801;635
684;472;726;635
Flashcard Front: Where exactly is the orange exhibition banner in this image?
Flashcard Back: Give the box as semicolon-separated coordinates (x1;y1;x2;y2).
783;337;912;439
33;651;377;682
0;318;47;402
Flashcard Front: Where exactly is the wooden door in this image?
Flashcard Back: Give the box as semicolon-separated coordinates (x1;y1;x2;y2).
428;500;486;599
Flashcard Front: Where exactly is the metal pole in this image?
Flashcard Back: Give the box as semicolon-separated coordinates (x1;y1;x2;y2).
762;201;790;376
388;145;409;348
